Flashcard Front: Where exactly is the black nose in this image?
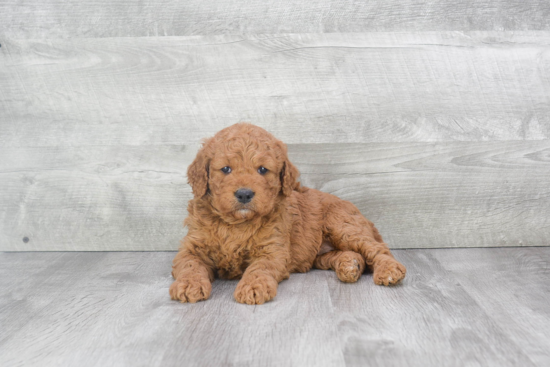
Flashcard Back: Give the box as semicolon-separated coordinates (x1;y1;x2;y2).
235;188;255;204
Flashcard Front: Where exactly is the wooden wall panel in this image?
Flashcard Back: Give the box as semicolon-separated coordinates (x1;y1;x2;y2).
292;141;550;249
0;145;192;251
1;3;549;251
2;141;549;251
0;0;549;39
2;32;549;147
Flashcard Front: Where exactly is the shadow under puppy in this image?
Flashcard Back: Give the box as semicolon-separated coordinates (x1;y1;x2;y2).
170;123;406;305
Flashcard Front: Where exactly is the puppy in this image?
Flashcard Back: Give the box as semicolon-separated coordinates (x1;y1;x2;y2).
170;123;406;304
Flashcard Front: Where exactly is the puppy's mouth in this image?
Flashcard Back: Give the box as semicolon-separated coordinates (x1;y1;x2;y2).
233;206;255;219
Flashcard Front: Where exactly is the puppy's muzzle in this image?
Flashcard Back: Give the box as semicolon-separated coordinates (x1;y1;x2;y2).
235;188;255;204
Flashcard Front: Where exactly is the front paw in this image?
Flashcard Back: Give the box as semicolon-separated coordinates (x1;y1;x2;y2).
169;275;212;303
234;274;278;305
373;258;406;286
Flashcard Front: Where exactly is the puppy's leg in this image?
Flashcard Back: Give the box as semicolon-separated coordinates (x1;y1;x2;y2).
314;250;365;283
234;255;289;305
323;200;406;286
170;250;215;303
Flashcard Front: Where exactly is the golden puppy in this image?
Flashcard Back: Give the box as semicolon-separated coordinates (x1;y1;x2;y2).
170;123;406;304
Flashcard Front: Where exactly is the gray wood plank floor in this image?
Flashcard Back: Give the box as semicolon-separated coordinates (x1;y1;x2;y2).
1;248;549;366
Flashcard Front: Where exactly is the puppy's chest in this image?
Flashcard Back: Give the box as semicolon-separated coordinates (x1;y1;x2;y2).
207;229;256;279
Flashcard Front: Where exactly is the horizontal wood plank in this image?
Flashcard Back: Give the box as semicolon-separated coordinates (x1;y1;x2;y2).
0;0;549;39
1;141;549;251
1;32;550;146
292;141;550;249
0;145;192;251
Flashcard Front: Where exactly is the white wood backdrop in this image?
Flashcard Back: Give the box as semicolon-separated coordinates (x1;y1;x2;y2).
1;2;549;250
1;0;549;37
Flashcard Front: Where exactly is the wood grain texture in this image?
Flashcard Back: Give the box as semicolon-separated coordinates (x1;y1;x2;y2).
0;145;192;251
0;249;549;366
328;248;550;366
293;141;550;249
1;141;549;251
2;32;550;147
0;0;549;39
434;248;550;366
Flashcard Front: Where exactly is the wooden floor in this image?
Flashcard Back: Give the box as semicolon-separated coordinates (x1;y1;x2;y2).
1;248;549;367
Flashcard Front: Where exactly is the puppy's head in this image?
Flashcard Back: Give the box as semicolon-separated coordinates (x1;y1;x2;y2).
187;123;299;221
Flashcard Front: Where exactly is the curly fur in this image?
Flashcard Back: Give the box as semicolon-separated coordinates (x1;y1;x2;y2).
170;123;406;304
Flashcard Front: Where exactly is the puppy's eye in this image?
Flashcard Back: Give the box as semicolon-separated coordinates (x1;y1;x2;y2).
258;166;268;175
221;166;232;174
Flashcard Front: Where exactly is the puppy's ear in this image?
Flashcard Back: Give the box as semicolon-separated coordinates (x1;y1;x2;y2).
187;139;212;198
280;158;299;196
276;141;300;196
